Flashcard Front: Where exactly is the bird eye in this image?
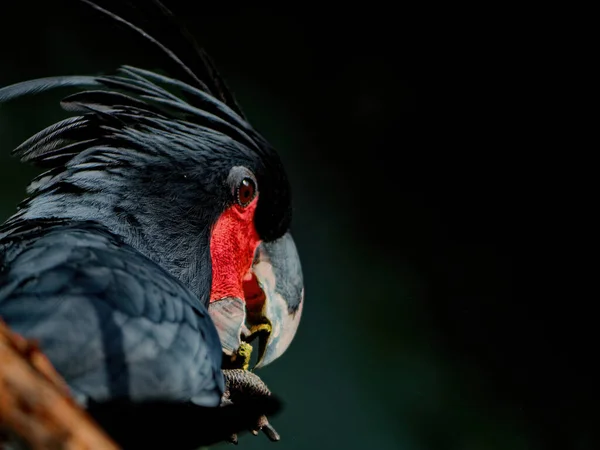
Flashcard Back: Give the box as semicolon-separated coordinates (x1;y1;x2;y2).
237;177;257;207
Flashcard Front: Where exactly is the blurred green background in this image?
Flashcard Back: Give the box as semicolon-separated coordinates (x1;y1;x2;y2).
0;3;594;450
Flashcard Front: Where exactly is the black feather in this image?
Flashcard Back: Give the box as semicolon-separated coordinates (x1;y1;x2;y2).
61;90;164;115
138;96;258;150
13;117;89;161
32;140;101;168
0;76;100;103
115;68;182;101
122;65;249;130
95;75;176;100
146;0;244;117
79;1;211;94
77;0;245;118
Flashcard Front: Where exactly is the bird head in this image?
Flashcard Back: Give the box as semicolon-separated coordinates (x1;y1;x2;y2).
0;0;303;370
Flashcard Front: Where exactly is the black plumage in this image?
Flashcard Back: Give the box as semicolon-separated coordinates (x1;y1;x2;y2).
0;0;294;447
0;220;223;405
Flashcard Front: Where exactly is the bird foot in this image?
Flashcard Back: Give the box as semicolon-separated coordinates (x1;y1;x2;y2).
221;369;281;444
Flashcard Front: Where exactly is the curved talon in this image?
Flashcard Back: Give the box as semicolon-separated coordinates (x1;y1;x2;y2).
262;423;281;442
255;414;280;442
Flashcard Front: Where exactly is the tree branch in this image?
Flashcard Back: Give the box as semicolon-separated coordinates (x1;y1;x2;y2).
0;319;119;449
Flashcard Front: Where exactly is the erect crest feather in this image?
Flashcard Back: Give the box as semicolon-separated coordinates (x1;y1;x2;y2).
0;65;263;169
80;0;245;118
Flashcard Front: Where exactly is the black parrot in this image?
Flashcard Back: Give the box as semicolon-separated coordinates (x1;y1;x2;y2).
0;1;304;448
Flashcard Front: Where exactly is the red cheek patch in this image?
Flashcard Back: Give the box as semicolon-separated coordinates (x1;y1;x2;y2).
209;198;260;302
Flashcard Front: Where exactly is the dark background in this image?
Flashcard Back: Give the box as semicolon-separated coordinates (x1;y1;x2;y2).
0;2;594;449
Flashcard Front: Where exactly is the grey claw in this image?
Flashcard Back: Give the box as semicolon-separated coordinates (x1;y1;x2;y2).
262;423;281;442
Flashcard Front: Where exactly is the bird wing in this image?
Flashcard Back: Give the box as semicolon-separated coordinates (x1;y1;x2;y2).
0;220;224;407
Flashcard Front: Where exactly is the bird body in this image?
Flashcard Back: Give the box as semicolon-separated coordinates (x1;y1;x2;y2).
0;1;304;447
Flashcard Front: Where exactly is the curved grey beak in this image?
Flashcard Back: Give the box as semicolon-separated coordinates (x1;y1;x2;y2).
208;232;304;369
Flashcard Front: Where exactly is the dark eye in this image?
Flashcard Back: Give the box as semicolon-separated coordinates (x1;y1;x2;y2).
237;177;257;207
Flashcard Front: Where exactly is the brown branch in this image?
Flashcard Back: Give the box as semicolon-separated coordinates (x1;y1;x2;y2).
0;319;119;449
